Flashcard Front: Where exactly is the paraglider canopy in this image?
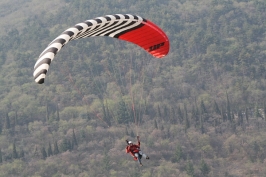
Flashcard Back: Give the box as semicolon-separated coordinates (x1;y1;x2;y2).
33;14;170;84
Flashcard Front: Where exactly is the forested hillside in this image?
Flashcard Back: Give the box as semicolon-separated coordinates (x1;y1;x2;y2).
0;0;266;176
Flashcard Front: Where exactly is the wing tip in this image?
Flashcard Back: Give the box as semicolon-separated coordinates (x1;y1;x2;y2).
36;78;45;84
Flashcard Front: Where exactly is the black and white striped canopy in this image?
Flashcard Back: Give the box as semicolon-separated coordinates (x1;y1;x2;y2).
33;14;170;84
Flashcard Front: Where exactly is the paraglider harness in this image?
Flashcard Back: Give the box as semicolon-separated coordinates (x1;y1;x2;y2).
125;139;143;160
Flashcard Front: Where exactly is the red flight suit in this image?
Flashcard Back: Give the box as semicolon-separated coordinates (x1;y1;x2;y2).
126;141;140;160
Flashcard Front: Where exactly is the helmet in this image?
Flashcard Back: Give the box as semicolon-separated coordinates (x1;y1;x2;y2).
128;141;133;144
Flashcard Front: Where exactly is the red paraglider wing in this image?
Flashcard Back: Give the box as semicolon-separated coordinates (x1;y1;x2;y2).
118;20;169;58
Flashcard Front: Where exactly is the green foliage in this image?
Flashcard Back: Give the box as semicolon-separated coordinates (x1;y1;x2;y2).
200;100;207;115
154;119;158;129
19;149;24;159
184;104;190;131
213;100;221;115
41;147;47;160
0;149;2;163
47;142;53;157
116;97;131;124
200;159;210;176
172;144;184;163
157;105;162;118
59;138;71;152
0;0;265;176
53;141;59;155
186;159;194;177
5;113;10;129
102;149;111;172
72;129;78;147
12;143;18;159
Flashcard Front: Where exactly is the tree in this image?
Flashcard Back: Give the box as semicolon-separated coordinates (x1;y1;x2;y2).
177;106;183;123
173;144;183;163
19;149;25;159
68;139;72;151
103;100;111;126
33;145;39;158
0;149;2;163
213;100;221;115
60;138;71;152
157;105;162;118
14;111;18;126
200;159;210;176
154;119;158;129
12;142;18;159
125;127;129;135
5;113;10;129
163;105;168;120
220;107;227;122
102;149;111;172
191;105;198;124
226;92;232;122
56;103;60;121
186;159;194;177
0;119;2;134
184;103;190;131
200;115;204;134
255;104;263;120
130;130;135;138
253;141;260;157
72;129;78;147
200;100;207;114
41;146;47;159
101;100;108;126
53;141;59;155
245;107;249;124
116;98;130;124
46;97;49;122
47;142;53;157
170;106;177;124
237;110;244;126
264;102;266;119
